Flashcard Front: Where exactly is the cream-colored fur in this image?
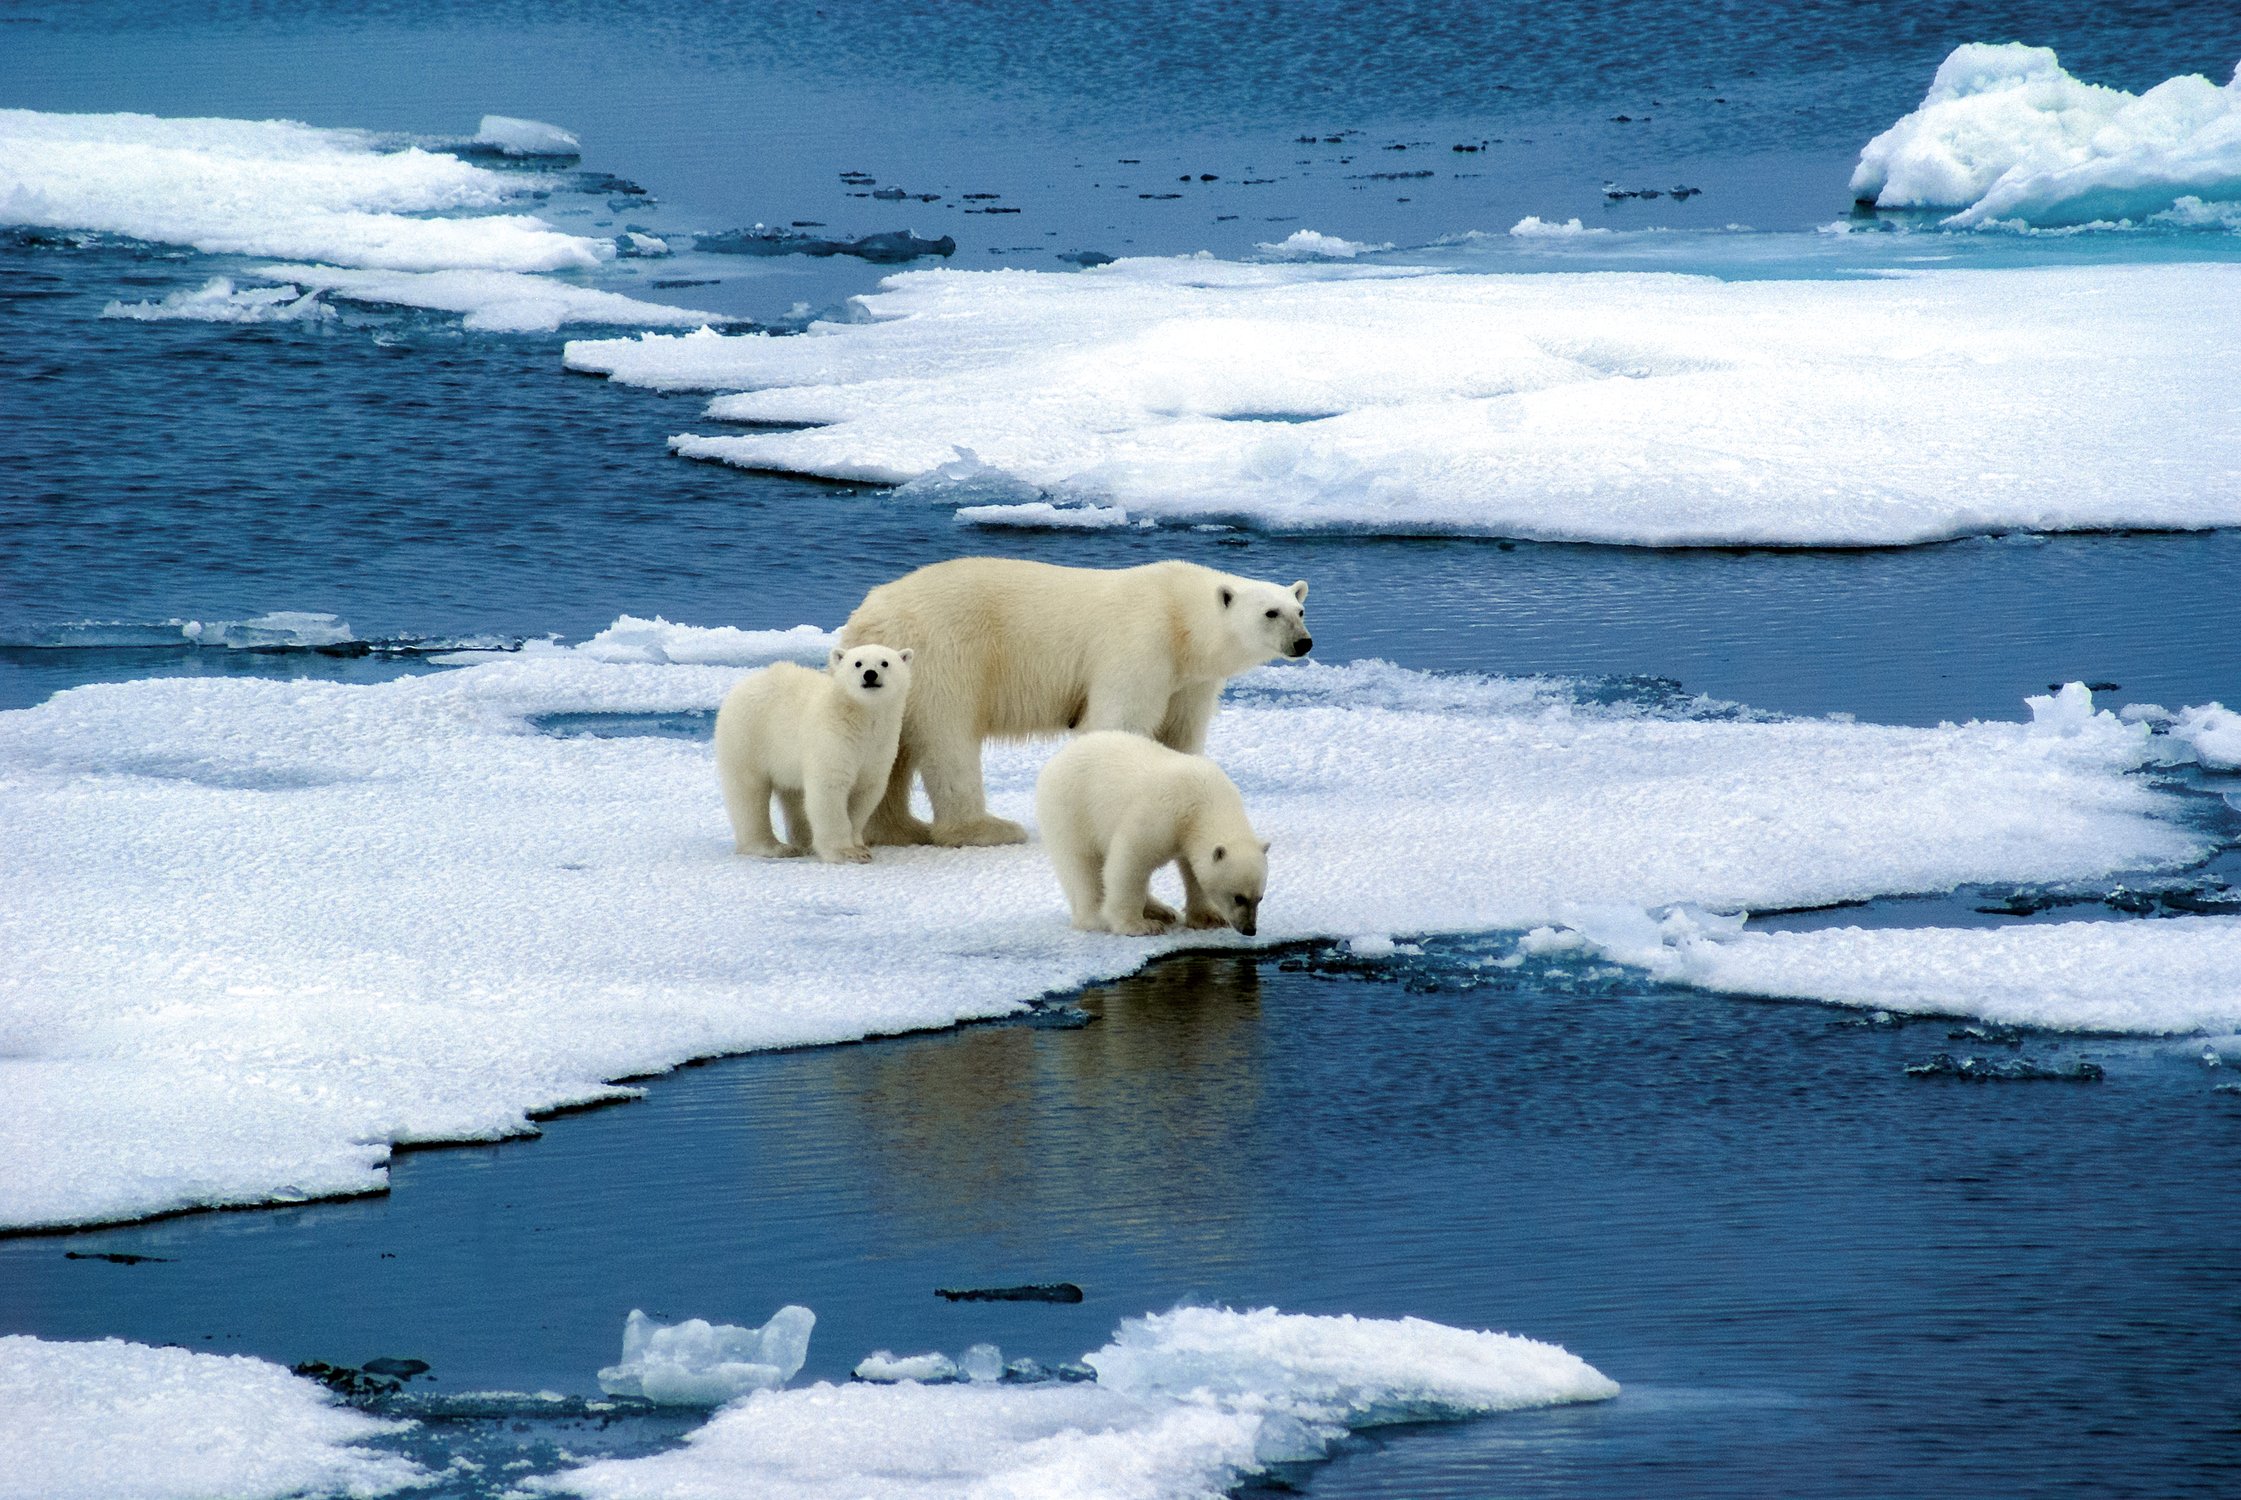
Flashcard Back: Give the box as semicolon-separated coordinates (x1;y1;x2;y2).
1035;731;1270;937
713;644;913;864
838;558;1310;847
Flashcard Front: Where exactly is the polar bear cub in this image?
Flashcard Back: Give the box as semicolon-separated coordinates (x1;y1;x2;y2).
714;644;913;864
1036;731;1269;937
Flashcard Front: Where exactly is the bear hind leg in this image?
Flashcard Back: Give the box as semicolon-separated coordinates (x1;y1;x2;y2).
1098;830;1175;937
724;768;792;858
919;734;1026;847
861;742;936;847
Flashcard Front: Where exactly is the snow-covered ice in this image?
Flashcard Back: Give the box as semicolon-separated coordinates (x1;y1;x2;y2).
1853;43;2241;229
0;109;608;272
0;1335;427;1500
955;501;1133;529
546;1307;1615;1500
853;1351;961;1383
0;628;2209;1229
1573;913;2241;1035
101;276;335;324
566;258;2241;546
1508;215;1607;237
250;265;724;333
473;114;581;157
598;1307;815;1406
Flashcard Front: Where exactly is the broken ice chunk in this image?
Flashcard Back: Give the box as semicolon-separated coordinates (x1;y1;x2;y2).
958;1343;1005;1384
852;1351;959;1384
473;115;581;157
597;1305;815;1406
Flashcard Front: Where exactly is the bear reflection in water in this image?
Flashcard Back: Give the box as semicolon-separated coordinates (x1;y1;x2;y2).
807;953;1266;1248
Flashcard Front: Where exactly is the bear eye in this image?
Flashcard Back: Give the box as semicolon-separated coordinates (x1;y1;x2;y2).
1264;608;1279;619
1233;894;1247;906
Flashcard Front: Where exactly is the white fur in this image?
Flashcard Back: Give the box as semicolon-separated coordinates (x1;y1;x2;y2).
839;558;1310;847
712;644;913;864
1034;730;1270;937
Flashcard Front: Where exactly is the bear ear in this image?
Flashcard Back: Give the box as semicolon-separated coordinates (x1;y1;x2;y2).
1290;580;1309;603
1220;586;1234;608
1211;845;1226;862
898;647;913;664
1260;838;1272;854
828;646;846;670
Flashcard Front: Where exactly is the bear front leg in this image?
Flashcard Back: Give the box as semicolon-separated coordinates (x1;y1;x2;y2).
805;774;871;863
862;740;935;846
919;732;1027;846
1157;682;1222;755
1098;830;1175;937
1179;860;1228;929
721;767;788;857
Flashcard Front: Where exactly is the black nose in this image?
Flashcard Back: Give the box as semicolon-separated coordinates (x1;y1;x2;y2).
861;670;880;687
1288;638;1312;657
1236;917;1257;936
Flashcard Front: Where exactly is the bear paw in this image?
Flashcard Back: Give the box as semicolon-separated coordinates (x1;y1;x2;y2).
931;815;1029;847
817;843;875;864
1183;908;1232;930
1142;898;1180;924
1105;913;1174;938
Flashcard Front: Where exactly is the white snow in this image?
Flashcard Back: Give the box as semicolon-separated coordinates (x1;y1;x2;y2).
1852;43;2241;228
598;1307;815;1406
474;114;581;157
0;632;2206;1229
2172;703;2241;772
1576;914;2241;1035
0;1335;427;1500
101;276;335;324
1257;229;1392;259
570;615;837;666
1508;215;1607;237
257;265;725;333
0;109;608;272
545;1307;1615;1500
565;257;2241;546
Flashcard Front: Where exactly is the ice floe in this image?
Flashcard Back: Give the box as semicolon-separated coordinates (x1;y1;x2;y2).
0;1335;427;1500
0;625;2210;1229
0;109;607;272
565;257;2241;546
473;114;581;158
2128;701;2241;772
1853;43;2241;229
257;265;724;333
955;500;1133;529
547;1307;1615;1500
100;276;335;324
1572;913;2241;1035
1508;215;1607;237
598;1307;816;1406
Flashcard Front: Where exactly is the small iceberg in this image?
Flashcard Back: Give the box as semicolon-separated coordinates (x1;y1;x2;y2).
596;1306;815;1406
473;115;581;158
102;277;333;324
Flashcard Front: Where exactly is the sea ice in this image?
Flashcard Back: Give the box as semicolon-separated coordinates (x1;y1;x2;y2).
953;501;1132;529
254;264;725;333
565;257;2241;546
0;1335;427;1500
1852;43;2241;228
544;1307;1615;1500
598;1307;816;1406
852;1351;960;1383
101;277;334;324
0;109;608;272
0;634;2210;1229
1508;215;1606;236
2170;703;2241;772
473;114;581;157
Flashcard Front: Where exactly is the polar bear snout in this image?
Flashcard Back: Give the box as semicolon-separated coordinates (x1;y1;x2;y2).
860;667;883;689
1287;636;1313;658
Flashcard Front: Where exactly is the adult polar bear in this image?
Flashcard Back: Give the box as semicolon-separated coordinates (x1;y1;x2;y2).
838;558;1311;846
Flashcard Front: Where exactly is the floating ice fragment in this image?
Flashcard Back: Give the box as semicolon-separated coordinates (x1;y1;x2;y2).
597;1306;815;1406
473;115;581;158
1852;43;2241;229
257;264;725;332
180;611;358;650
1256;229;1392;258
2169;703;2241;771
1508;215;1607;237
852;1351;959;1384
958;1343;1006;1384
571;614;836;666
101;277;333;324
955;501;1131;529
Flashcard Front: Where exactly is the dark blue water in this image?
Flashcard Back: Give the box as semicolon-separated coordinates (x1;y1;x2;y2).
7;2;2241;1495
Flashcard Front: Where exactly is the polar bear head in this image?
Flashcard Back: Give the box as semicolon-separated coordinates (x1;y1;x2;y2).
1216;576;1311;664
827;643;913;706
1190;838;1270;937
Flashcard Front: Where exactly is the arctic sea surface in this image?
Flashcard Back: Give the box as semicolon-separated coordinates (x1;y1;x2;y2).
4;2;2241;1497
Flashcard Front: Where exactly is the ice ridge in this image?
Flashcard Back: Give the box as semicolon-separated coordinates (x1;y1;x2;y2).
1853;43;2241;229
